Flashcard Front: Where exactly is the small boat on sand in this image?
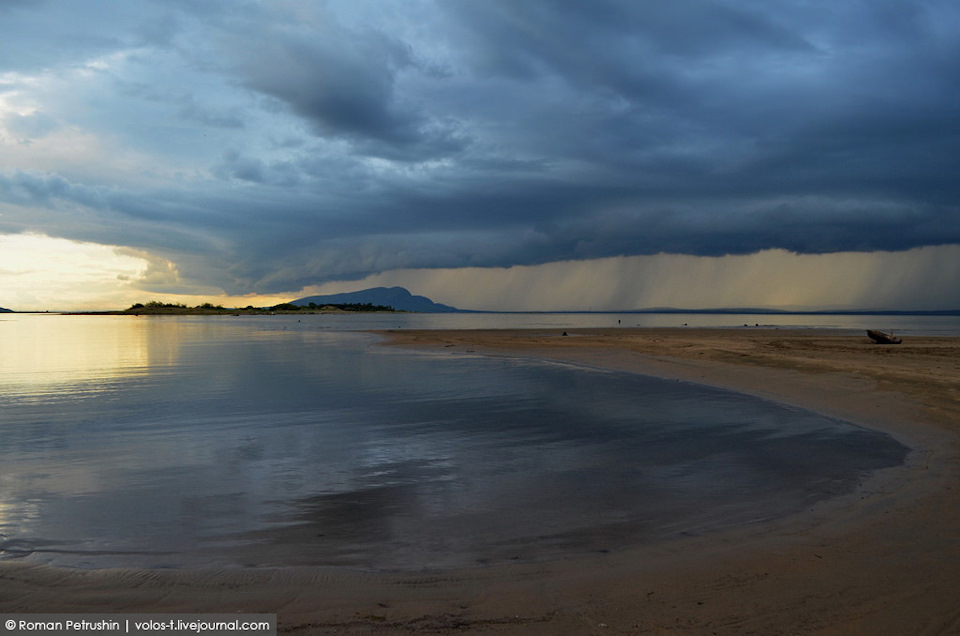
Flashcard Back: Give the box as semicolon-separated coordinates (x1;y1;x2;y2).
867;330;902;344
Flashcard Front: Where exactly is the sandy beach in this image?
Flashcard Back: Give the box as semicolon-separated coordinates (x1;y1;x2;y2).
2;328;959;634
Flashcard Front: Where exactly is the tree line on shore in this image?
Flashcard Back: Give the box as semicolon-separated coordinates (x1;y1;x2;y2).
122;301;396;314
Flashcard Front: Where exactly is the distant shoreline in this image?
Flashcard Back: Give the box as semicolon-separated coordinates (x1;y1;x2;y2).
6;307;958;316
61;308;401;316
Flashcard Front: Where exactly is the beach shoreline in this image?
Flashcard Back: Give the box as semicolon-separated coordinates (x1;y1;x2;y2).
3;328;959;634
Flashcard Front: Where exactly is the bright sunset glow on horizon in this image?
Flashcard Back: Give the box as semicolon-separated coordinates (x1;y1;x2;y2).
0;234;291;311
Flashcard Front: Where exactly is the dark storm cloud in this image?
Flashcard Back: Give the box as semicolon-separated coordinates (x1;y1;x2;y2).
221;7;468;162
1;0;958;295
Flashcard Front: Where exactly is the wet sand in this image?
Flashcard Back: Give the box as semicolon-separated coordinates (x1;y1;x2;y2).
3;328;959;634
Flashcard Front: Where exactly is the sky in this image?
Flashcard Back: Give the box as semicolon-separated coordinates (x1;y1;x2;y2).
1;0;958;312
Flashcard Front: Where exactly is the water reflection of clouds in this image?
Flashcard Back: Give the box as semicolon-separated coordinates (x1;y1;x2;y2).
0;316;909;569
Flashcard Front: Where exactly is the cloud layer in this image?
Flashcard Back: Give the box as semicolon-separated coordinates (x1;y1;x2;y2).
1;0;958;302
326;245;960;312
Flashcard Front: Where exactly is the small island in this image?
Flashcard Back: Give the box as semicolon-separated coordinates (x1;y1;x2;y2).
72;301;397;316
67;287;458;315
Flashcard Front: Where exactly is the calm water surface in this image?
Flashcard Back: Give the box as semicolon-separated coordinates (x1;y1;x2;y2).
0;314;909;569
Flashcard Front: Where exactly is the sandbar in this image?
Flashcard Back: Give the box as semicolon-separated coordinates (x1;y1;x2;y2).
2;328;959;635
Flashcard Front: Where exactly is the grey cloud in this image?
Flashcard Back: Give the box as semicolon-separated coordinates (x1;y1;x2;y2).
2;111;59;141
220;11;465;161
1;0;958;297
216;151;266;183
0;1;153;71
0;171;96;207
448;0;813;84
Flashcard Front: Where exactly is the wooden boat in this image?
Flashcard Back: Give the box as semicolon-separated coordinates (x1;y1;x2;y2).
867;329;902;344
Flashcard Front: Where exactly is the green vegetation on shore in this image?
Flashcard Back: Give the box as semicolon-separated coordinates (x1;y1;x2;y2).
72;301;397;315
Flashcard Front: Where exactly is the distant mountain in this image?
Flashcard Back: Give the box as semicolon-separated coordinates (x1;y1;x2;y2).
292;287;459;313
0;306;12;313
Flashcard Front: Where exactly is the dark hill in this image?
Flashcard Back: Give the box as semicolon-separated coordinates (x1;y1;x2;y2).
0;306;12;313
292;287;459;313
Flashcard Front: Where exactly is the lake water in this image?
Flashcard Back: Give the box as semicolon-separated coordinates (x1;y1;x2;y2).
0;314;912;570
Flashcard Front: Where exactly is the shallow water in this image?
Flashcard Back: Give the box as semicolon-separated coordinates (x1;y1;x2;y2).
0;314;908;569
241;310;960;335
